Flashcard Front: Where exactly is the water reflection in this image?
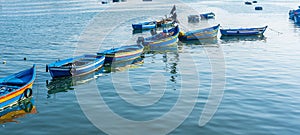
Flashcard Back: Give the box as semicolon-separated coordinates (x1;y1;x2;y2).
103;57;144;73
0;98;36;124
46;70;102;96
132;29;151;35
144;45;179;90
46;57;144;96
179;37;218;45
220;35;267;43
132;27;173;35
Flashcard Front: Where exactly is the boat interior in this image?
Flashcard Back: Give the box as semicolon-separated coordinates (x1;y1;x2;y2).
0;85;19;96
62;57;97;67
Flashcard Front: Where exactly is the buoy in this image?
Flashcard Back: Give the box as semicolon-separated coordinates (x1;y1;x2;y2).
255;6;263;10
2;61;6;64
24;57;27;60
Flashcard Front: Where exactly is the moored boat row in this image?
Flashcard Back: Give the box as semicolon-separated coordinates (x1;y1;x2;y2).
0;4;269;117
46;25;180;78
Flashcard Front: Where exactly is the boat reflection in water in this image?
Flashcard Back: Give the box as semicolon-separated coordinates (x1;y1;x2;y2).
103;57;144;73
179;37;218;45
143;43;179;54
144;44;180;90
0;97;37;124
46;69;103;95
220;35;267;43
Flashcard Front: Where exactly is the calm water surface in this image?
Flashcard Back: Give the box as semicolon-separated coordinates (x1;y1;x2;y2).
1;0;300;134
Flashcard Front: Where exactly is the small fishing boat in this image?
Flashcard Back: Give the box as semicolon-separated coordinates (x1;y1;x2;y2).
179;24;220;41
245;1;252;5
156;5;177;27
132;21;157;30
133;5;176;30
47;54;105;78
255;6;263;10
0;65;36;110
292;9;300;23
97;44;144;65
200;12;215;19
102;0;110;4
137;25;180;49
220;26;268;36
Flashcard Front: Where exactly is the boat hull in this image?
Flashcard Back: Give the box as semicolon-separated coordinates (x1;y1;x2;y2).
220;26;268;36
104;52;143;64
142;25;180;49
48;55;105;78
132;21;156;30
179;24;220;41
98;45;144;65
200;12;215;19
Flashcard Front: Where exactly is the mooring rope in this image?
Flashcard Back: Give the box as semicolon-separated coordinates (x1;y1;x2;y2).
268;27;283;35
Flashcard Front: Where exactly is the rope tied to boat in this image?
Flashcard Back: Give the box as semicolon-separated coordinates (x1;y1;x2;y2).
268;27;283;35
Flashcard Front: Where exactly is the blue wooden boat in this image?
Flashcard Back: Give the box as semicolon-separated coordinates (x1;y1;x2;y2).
200;12;215;19
255;6;263;10
97;44;144;65
292;9;300;23
178;24;220;41
0;65;36;110
132;21;157;30
138;25;180;49
47;54;105;78
245;1;252;5
220;26;267;36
